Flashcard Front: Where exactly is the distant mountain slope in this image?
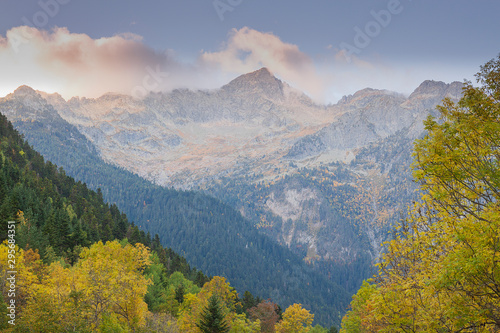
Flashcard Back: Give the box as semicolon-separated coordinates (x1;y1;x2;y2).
0;87;350;326
0;110;204;283
286;81;463;160
47;68;338;188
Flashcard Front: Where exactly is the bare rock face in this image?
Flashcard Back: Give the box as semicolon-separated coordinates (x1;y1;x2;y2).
0;87;99;158
34;68;337;187
403;80;463;110
1;86;62;123
286;81;462;161
221;67;285;100
4;74;462;184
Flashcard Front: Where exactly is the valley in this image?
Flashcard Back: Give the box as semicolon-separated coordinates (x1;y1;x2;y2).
35;69;462;271
0;70;463;325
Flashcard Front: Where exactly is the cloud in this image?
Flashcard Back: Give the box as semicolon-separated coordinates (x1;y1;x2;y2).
317;49;473;104
0;26;189;99
0;26;470;104
200;27;326;101
0;26;327;101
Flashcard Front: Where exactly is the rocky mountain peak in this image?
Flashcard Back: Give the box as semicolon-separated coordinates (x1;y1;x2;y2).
37;91;67;108
13;85;38;97
7;85;48;108
250;67;273;79
0;86;63;121
405;80;463;110
337;88;400;107
221;67;285;100
409;80;465;100
97;92;130;102
444;81;465;99
410;80;448;97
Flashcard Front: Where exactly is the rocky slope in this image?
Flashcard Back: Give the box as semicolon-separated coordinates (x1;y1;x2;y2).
46;68;339;187
286;81;462;161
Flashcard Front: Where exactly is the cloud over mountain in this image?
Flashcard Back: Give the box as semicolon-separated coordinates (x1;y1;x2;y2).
0;26;470;103
0;26;174;98
200;27;326;101
0;26;326;101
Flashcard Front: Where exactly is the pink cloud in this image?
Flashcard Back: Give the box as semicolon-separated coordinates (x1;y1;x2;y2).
0;26;461;104
200;27;326;101
0;26;327;101
0;26;174;99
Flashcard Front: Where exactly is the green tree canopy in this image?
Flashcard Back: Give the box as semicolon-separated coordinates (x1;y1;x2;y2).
196;295;230;333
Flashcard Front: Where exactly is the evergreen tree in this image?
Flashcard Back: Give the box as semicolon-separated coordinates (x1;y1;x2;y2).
56;208;72;252
195;270;210;287
196;295;230;333
328;325;338;333
70;219;88;249
241;291;257;313
174;283;185;304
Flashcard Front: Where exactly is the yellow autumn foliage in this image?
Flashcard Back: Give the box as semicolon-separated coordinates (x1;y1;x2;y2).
341;55;500;332
2;240;152;332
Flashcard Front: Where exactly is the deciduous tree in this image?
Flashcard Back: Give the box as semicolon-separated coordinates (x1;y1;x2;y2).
340;55;500;332
248;300;280;333
275;303;314;333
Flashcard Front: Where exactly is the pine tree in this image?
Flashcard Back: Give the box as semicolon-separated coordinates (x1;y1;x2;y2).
241;291;257;313
196;295;230;333
174;283;185;304
328;325;338;333
195;270;209;287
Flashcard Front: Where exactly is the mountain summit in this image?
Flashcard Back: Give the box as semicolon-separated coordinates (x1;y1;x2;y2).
13;85;38;97
222;67;285;99
10;85;47;105
404;80;463;110
3;85;59;120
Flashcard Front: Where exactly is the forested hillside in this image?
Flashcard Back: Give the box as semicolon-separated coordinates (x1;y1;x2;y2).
0;91;351;326
0;110;210;330
0;74;464;326
207;129;419;295
0;111;345;332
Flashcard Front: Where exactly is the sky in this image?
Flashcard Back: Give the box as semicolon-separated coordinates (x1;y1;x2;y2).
0;0;499;103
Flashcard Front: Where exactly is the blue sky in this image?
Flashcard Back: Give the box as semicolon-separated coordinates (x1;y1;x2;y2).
1;0;499;102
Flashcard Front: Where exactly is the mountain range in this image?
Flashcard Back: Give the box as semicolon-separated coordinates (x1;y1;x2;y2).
37;68;461;188
0;69;463;325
